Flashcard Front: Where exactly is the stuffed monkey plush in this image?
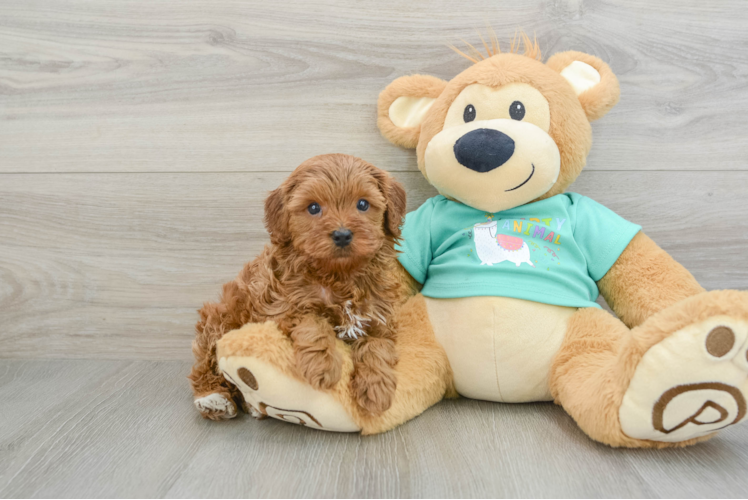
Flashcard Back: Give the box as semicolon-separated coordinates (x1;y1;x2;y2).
212;38;748;447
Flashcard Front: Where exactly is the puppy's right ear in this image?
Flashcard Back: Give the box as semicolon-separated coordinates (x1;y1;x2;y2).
377;74;447;149
264;187;290;246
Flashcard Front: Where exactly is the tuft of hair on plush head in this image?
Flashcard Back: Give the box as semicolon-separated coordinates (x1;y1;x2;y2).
448;29;541;64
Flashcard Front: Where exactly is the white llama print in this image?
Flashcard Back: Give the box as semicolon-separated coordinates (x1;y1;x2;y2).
473;221;535;268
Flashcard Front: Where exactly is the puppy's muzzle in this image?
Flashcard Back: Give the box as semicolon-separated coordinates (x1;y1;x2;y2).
331;228;353;248
453;128;515;173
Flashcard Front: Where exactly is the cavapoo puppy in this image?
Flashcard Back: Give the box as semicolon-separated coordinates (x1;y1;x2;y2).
189;154;408;420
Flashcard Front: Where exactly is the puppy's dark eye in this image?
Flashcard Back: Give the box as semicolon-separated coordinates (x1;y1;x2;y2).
463;104;476;123
307;202;321;215
356;199;369;212
509;101;525;121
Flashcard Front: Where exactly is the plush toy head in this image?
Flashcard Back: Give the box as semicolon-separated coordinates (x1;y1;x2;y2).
377;38;620;213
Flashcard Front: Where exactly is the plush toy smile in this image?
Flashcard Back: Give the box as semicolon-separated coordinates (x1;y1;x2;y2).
505;163;534;191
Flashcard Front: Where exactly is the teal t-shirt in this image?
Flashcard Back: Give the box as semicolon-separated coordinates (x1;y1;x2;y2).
396;194;641;309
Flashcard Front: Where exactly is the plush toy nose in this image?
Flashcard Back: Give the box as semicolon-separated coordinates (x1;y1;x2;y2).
331;228;353;248
454;128;515;173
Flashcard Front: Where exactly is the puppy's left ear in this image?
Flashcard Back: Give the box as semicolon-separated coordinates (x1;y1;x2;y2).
378;173;407;239
546;51;620;121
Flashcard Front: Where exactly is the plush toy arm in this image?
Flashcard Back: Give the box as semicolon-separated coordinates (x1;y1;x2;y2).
597;232;704;329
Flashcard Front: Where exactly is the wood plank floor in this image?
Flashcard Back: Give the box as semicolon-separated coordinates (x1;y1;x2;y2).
1;0;748;497
1;359;747;498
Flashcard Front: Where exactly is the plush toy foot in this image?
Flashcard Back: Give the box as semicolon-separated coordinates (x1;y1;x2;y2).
214;297;454;435
194;393;237;420
620;314;748;442
219;354;360;432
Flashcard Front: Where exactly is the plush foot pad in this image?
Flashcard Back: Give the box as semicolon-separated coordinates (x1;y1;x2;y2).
620;315;748;442
218;355;361;432
194;393;237;420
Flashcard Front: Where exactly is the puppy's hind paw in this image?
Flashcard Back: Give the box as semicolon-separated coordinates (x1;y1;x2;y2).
194;393;237;421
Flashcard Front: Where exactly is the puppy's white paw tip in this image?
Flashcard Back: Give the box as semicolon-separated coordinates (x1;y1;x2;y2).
194;393;237;419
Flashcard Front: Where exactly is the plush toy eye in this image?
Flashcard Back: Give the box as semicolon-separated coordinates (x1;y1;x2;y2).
357;199;370;212
509;101;525;121
307;202;321;215
463;104;476;123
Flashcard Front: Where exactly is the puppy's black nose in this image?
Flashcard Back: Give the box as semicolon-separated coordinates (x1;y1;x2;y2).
331;228;353;248
454;128;515;173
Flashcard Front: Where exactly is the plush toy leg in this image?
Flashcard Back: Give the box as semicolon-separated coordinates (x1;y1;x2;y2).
550;290;748;448
217;321;360;432
216;294;454;434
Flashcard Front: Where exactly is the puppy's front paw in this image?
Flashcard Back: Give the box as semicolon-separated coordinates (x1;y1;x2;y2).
296;348;343;390
351;366;397;416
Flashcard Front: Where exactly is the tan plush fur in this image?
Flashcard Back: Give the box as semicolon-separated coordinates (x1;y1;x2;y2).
448;31;542;64
545;51;620;122
598;232;705;328
377;74;447;149
189;154;408;418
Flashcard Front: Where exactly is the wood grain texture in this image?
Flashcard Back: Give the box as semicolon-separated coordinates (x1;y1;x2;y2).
1;2;748;496
1;171;746;360
0;359;747;498
1;0;748;173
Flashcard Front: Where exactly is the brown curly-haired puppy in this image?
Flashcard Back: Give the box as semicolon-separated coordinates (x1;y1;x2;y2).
189;154;408;420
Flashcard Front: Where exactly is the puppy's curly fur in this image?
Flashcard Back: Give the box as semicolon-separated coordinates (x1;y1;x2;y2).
189;154;408;420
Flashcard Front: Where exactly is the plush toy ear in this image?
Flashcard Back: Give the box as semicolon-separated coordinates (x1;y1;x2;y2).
546;51;620;122
377;74;447;149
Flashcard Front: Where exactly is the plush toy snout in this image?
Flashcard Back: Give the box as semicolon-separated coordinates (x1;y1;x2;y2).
453;128;515;173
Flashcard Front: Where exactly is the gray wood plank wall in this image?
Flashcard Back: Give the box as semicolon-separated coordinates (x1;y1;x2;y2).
2;0;746;361
2;1;748;498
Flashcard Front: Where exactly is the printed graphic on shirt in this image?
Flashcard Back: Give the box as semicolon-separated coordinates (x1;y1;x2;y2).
468;215;567;271
473;221;534;267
